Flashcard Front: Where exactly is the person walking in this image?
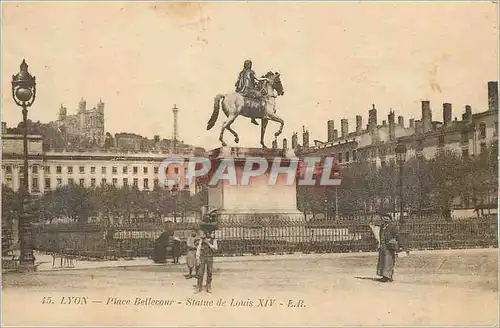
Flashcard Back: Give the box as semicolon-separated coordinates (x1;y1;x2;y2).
376;214;400;282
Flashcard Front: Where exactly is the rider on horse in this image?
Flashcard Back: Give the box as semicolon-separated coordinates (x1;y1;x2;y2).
235;59;268;125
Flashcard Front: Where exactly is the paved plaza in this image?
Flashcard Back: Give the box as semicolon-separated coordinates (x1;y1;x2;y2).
2;248;498;326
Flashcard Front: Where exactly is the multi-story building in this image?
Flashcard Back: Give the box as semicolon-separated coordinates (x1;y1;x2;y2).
296;81;498;211
1;132;199;196
297;81;498;167
50;98;105;147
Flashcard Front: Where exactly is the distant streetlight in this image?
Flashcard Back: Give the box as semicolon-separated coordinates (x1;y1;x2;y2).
11;59;37;272
170;184;179;223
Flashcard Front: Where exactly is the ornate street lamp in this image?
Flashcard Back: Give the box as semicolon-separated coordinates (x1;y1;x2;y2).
170;184;179;223
395;140;407;223
395;140;409;254
11;59;37;271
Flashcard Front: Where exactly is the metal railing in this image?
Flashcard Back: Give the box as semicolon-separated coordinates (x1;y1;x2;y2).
32;215;498;260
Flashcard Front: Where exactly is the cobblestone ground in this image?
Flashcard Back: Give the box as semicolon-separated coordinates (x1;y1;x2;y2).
2;249;498;326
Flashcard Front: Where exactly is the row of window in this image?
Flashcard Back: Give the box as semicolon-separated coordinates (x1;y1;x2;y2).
337;150;357;163
3;165;181;175
459;122;499;144
5;177;162;191
478;122;498;139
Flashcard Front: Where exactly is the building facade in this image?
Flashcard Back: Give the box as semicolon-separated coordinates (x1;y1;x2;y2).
1;133;198;196
297;81;498;167
296;81;498;211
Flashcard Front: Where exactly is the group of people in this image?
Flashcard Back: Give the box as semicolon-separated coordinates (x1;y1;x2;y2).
154;211;404;291
153;228;218;293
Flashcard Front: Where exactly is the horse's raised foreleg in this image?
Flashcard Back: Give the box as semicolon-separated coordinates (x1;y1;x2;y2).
260;118;269;148
219;114;239;147
268;112;284;137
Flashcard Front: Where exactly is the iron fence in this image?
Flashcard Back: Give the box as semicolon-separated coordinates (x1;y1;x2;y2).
32;214;498;260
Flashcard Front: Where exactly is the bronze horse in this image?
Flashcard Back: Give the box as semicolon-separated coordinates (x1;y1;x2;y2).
206;72;285;148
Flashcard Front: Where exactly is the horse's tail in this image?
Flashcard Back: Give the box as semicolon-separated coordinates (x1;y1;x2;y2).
207;94;224;130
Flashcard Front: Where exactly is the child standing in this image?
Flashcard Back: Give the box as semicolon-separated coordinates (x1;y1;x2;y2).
172;236;181;264
185;230;199;278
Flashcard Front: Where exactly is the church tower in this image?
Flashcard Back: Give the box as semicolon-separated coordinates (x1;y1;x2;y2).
58;104;67;121
97;99;104;113
78;98;87;113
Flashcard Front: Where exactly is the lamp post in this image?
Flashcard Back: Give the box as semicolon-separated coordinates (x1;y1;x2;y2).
11;59;37;272
335;187;339;219
395;140;408;254
170;184;179;223
324;198;328;219
395;140;407;223
444;179;452;220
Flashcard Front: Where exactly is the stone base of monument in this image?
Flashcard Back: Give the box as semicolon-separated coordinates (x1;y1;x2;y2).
207;146;304;217
206;147;307;254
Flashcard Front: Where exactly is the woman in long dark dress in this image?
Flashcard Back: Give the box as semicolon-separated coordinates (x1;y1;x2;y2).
152;231;170;263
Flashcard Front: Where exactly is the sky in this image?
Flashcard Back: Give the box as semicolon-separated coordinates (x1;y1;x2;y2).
2;2;498;149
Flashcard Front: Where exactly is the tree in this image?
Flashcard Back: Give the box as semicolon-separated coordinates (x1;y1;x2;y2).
2;186;23;221
104;132;114;150
426;149;464;218
94;184;121;223
52;184;96;222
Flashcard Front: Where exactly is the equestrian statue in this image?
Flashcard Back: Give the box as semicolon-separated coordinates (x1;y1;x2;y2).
206;59;285;148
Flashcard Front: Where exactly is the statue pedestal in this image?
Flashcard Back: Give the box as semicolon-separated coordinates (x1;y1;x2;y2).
207;147;303;217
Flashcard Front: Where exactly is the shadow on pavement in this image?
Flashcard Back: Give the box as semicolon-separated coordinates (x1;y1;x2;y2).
354;276;381;282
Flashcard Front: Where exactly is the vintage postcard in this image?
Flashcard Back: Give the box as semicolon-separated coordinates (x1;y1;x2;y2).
1;1;498;326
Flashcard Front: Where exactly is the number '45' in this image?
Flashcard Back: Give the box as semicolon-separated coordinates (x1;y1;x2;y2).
42;297;53;304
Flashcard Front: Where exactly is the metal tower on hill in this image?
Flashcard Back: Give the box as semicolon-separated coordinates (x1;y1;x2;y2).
172;104;179;154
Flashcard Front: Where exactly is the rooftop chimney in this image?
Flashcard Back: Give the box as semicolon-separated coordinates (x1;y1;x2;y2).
443;103;452;127
341;119;348;137
333;129;338;141
488;81;499;111
356;115;362;134
388;110;395;140
409;119;415;128
398;116;404;127
368;104;378;131
1;122;6;134
327;120;335;142
415;120;422;134
302;126;309;148
282;138;288;150
292;133;298;149
463;105;473;124
421;100;432;133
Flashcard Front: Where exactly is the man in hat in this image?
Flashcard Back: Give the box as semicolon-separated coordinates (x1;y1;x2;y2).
376;213;400;282
195;230;218;293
